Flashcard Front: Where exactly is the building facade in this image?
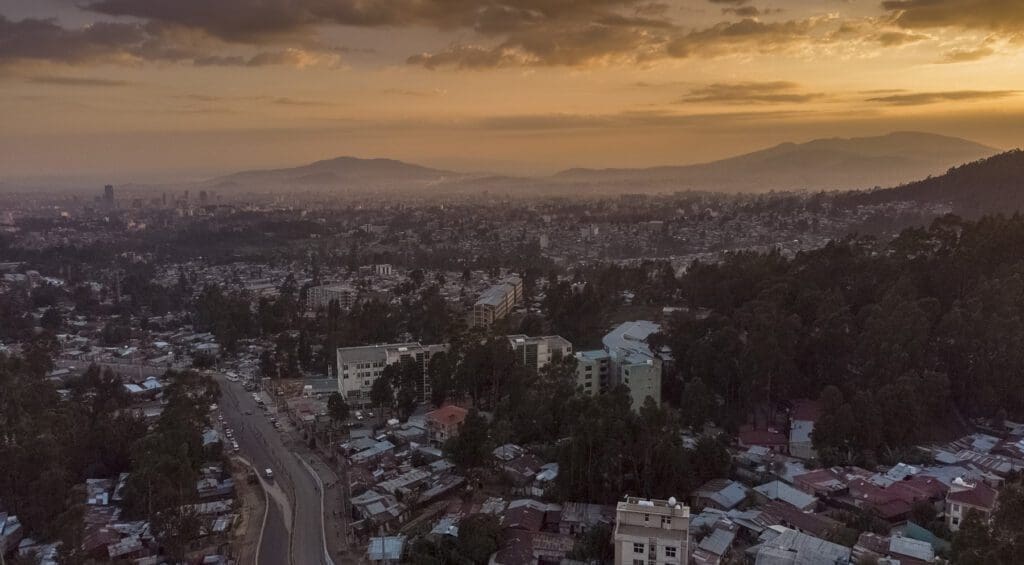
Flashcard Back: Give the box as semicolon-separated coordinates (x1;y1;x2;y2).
472;276;523;327
507;334;573;372
575;321;664;410
337;342;447;405
307;283;358;311
614;497;690;565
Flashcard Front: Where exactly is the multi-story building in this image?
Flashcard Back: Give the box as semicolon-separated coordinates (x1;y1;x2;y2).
507;334;573;372
946;478;998;532
337;342;447;405
426;405;469;446
575;320;664;410
613;496;690;565
574;350;610;397
307;283;358;311
472;276;523;327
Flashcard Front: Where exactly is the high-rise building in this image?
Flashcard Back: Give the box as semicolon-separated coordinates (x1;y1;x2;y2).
614;497;690;565
337;342;447;405
103;185;115;208
472;275;523;327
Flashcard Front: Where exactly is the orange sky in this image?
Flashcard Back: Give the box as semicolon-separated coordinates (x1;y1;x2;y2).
2;0;1023;179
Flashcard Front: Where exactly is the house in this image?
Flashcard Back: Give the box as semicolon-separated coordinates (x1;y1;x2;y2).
854;532;936;565
739;426;789;454
367;535;405;564
558;502;615;536
693;479;750;511
846;475;947;523
749;526;851;564
752;480;818;511
946;478;998;532
692;525;737;565
788;400;820;460
426;405;468;445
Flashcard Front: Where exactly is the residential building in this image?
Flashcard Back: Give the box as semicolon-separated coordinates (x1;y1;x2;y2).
575;349;610;396
507;334;573;372
307;283;358;310
337;342;446;405
576;320;664;410
946;478;998;532
613;496;690;565
472;275;523;327
788;399;821;460
426;405;468;445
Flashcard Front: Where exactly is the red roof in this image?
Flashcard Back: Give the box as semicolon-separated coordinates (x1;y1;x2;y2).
739;426;788;447
790;399;822;422
427;405;468;426
947;483;998;510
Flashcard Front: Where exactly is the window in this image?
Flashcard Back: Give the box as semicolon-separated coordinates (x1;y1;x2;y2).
665;546;677;558
952;504;961;512
643;514;650;522
952;516;960;526
633;543;644;554
661;516;672;526
633;560;644;565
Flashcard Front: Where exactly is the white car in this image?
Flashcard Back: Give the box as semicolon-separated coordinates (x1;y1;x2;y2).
264;468;274;481
232;441;240;452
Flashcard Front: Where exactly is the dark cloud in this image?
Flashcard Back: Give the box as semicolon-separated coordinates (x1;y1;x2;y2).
866;90;1018;105
666;17;815;58
27;75;132;86
0;14;336;70
723;7;763;17
940;45;995;62
680;81;825;104
882;0;1024;38
873;30;929;46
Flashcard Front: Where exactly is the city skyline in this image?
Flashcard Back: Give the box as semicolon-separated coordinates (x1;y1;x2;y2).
2;0;1023;179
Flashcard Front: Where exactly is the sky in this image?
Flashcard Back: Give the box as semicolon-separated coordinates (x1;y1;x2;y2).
1;0;1023;180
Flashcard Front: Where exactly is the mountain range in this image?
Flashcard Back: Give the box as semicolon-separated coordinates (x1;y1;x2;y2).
200;131;999;195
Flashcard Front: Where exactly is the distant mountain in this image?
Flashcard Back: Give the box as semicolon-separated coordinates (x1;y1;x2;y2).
204;156;465;191
848;150;1024;216
550;132;998;193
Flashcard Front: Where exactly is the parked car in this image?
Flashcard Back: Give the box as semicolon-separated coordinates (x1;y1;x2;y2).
264;468;274;481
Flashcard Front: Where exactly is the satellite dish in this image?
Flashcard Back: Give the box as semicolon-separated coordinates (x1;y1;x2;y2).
668;496;677;507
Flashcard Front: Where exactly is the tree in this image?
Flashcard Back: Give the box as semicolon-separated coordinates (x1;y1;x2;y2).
569;523;613;564
327;392;350;428
456;514;502;565
370;374;394;426
40;307;62;331
444;409;492;470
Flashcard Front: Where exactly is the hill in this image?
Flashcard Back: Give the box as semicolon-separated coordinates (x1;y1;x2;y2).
848;149;1024;216
550;132;997;193
204;156;465;191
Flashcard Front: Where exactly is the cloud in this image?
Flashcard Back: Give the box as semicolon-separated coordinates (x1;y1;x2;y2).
0;14;344;70
708;0;752;4
866;90;1018;105
473;108;808;131
27;75;133;86
882;0;1024;39
872;30;930;46
679;81;826;104
666;17;818;58
939;45;995;62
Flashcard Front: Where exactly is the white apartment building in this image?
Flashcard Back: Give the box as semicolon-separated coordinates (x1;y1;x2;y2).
576;320;664;410
614;497;690;565
472;276;523;327
307;283;358;311
337;342;447;405
574;350;610;397
507;334;573;372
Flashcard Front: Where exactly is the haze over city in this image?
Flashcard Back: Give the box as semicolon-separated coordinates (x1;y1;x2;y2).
2;0;1024;179
6;3;1024;565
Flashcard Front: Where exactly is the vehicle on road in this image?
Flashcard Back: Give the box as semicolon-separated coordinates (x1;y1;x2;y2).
232;441;239;452
264;468;274;481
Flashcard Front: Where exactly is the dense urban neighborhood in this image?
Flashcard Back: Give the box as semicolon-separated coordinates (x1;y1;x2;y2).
6;153;1024;564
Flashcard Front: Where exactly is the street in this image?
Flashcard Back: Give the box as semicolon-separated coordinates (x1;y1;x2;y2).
216;375;333;565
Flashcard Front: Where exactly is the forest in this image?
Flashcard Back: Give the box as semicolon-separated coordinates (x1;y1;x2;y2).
655;214;1024;465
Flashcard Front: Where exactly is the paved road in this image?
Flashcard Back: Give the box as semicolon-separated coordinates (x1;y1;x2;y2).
216;375;331;565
